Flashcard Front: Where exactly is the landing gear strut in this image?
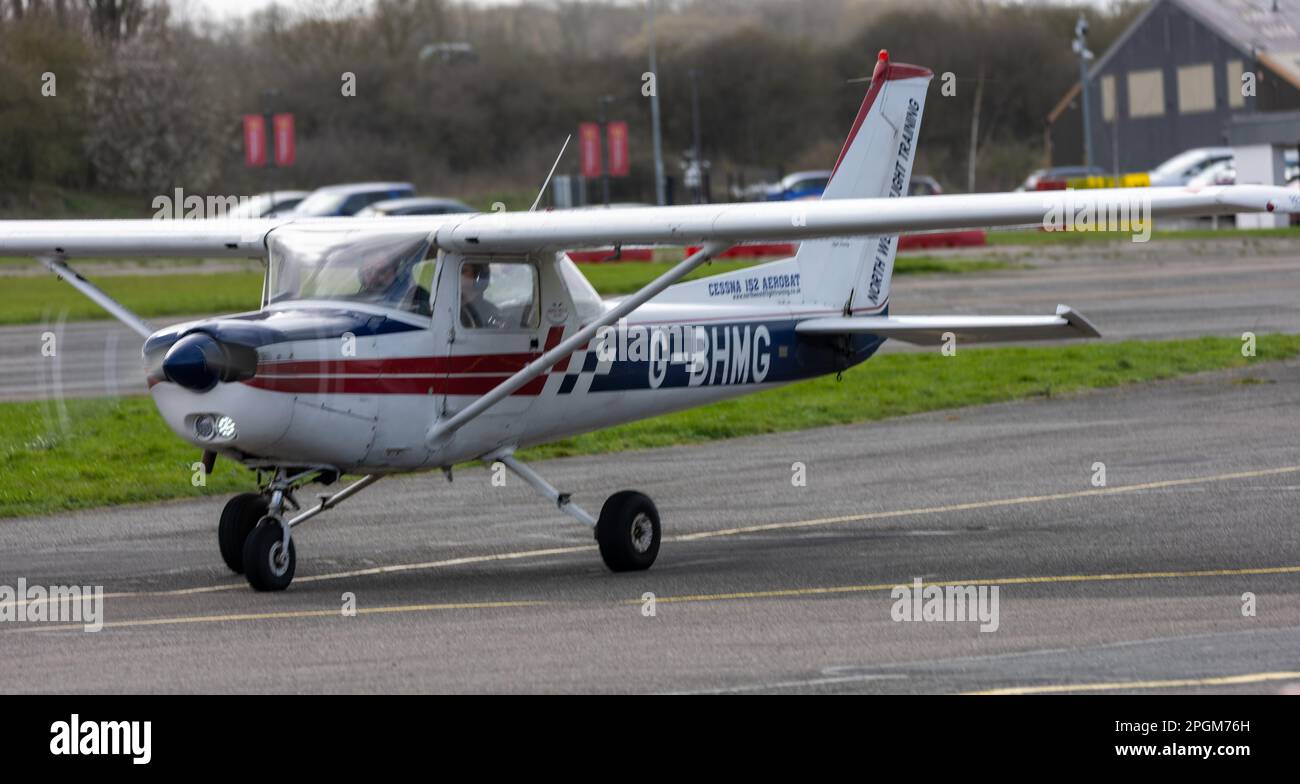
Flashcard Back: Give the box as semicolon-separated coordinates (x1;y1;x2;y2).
218;469;379;592
490;449;661;572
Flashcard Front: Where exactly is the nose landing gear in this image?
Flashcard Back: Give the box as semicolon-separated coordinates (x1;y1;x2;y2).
216;468;379;592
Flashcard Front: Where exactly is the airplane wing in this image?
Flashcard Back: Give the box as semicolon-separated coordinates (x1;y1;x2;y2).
795;305;1101;345
0;218;281;257
0;185;1295;258
431;185;1299;253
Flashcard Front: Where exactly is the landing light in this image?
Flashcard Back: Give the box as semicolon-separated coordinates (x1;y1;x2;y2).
194;415;216;440
193;414;237;441
215;416;238;440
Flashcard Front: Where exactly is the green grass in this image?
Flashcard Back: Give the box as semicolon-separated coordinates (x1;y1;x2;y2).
2;334;1295;518
0;272;264;325
521;334;1300;459
0;396;253;518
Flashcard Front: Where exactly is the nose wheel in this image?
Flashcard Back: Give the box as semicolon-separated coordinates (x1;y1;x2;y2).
218;493;269;574
243;517;296;591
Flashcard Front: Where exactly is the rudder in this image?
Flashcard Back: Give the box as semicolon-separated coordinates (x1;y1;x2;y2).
796;51;932;313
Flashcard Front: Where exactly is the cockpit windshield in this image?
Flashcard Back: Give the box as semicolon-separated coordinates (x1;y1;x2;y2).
266;228;435;316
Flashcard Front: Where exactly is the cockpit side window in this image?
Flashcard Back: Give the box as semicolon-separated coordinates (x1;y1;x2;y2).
459;260;539;330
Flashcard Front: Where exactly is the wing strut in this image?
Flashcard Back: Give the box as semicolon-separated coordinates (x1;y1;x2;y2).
37;255;154;339
425;240;731;447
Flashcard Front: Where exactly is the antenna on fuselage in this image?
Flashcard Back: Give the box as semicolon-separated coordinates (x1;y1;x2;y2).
530;133;572;212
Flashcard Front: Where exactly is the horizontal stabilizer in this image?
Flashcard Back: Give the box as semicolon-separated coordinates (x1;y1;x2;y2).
795;305;1100;345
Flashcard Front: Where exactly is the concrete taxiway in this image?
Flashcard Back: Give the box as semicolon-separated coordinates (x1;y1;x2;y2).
2;357;1298;693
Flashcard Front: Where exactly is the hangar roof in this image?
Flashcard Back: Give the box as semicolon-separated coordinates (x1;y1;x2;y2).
1090;0;1300;91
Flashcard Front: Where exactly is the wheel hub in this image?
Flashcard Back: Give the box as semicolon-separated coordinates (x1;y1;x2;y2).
630;513;654;553
268;541;289;576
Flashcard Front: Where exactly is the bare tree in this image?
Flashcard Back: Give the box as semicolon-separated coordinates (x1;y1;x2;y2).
84;0;145;41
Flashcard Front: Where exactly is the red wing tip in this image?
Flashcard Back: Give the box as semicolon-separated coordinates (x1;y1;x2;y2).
878;49;889;61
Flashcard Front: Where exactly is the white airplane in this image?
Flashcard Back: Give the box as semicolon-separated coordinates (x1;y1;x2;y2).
3;52;1296;591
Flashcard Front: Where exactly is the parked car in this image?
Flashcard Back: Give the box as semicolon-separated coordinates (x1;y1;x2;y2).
224;190;309;219
355;196;477;217
1147;147;1234;187
909;175;943;196
292;182;415;217
764;170;832;201
1186;159;1237;188
1016;165;1106;191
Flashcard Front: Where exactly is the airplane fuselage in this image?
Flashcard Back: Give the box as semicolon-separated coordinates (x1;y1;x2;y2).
145;291;883;473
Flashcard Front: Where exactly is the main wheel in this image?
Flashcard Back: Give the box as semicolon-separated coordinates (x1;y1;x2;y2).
595;490;660;572
243;518;296;592
218;493;269;574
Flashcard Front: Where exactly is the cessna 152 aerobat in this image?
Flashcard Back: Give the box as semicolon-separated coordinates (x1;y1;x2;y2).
3;52;1296;591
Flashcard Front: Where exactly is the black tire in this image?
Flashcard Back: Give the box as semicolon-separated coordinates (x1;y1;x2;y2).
243;518;296;592
218;493;269;574
595;490;660;572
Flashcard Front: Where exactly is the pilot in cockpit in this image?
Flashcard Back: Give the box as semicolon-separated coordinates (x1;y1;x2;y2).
459;262;506;328
358;253;401;299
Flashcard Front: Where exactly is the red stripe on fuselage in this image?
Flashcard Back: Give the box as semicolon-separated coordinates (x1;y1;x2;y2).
254;325;571;378
245;375;548;396
244;325;570;396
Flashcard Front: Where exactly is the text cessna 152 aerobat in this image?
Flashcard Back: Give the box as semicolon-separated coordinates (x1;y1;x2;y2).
4;52;1297;591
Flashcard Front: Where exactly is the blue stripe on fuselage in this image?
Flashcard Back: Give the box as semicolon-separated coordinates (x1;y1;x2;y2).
583;318;882;393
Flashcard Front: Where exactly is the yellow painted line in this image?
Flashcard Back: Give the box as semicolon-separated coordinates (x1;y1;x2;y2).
672;464;1300;541
10;599;549;634
965;671;1300;695
636;565;1300;605
5;464;1298;612
10;564;1297;634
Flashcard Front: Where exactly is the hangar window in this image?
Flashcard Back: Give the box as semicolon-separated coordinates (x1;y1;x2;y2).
1177;64;1215;114
1127;69;1166;118
1101;75;1117;122
1227;60;1246;108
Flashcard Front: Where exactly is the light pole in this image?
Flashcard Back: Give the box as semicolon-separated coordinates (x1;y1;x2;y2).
598;95;615;207
647;0;666;206
689;68;705;203
262;88;280;198
1073;14;1096;170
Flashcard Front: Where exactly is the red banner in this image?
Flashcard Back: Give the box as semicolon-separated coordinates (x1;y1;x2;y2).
272;113;295;167
607;121;629;177
578;122;602;178
243;115;267;167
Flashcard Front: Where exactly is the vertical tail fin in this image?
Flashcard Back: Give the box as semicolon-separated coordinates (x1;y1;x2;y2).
796;51;932;313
